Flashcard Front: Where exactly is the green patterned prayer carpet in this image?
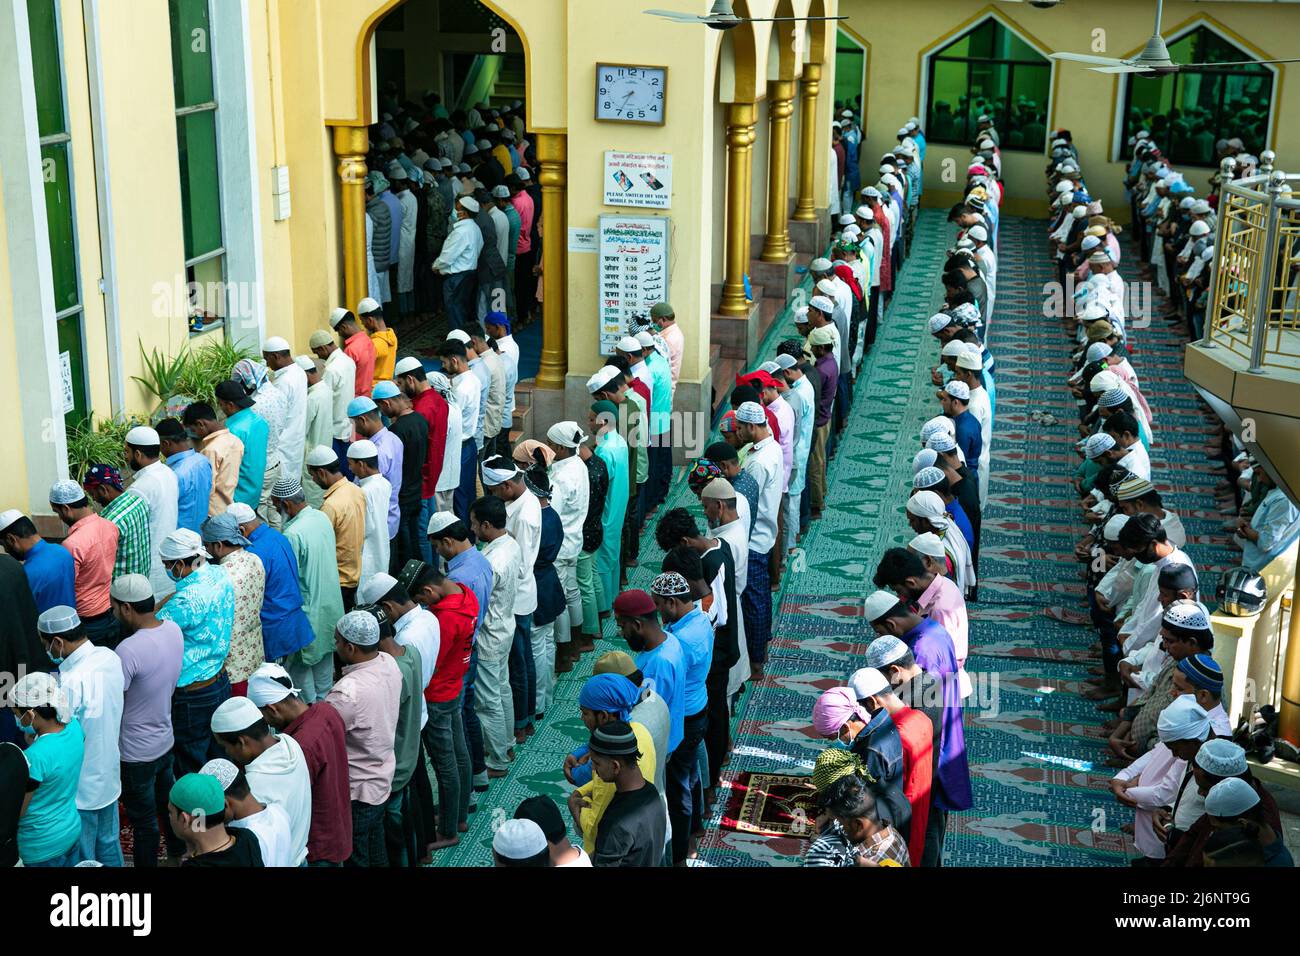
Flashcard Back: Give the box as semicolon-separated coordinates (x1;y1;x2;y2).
429;208;1235;867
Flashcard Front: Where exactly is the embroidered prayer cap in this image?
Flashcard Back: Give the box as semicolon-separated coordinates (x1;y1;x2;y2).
1163;599;1212;632
1156;695;1211;743
169;773;226;817
210;696;263;734
1177;653;1223;692
909;532;946;560
310;328;336;348
927;432;958;454
688;460;724;493
928;313;953;334
1115;475;1155;501
943;380;971;402
862;589;902;624
735;401;767;426
493;818;548;860
941;340;966;358
305;445;339;468
1083;433;1116;460
848;667;890;701
12;671;65;712
37;605;80;635
808;295;835;315
1098;387;1128;408
426;511;460;536
913;466;946;490
247;662;300;707
955;349;983;371
337;609;381;646
912;449;939;474
651;572;692;598
1205;778;1260;817
1086;342;1113;363
271;473;303;499
1195;738;1248;777
1088;250;1113;265
48;479;84;506
865;635;910;669
347;439;379;460
773;353;798;371
82;464;124;491
921;415;956;443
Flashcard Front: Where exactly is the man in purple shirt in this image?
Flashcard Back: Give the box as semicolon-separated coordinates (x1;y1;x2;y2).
110;574;184;866
349;399;404;540
807;329;839;517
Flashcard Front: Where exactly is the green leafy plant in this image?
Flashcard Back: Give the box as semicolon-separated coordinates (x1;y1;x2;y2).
132;342;190;414
64;415;144;483
174;340;256;407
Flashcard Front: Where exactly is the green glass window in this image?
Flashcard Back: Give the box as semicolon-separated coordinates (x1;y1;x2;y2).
1120;27;1273;167
925;18;1051;152
168;0;225;334
834;34;866;116
28;0;87;422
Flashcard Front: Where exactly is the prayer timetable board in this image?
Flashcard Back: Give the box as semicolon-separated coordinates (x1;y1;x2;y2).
598;214;670;355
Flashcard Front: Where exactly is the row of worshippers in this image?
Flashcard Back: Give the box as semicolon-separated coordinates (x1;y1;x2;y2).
1040;145;1293;867
830;113;927;263
780;118;995;867
366;96;541;330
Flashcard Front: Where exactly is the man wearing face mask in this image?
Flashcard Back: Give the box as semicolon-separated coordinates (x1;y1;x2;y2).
37;605;125;866
811;685;910;840
110;574;183;867
155;529;236;783
8;672;84;867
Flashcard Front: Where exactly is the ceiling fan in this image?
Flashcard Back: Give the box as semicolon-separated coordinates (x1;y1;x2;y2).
645;0;847;31
1050;0;1300;74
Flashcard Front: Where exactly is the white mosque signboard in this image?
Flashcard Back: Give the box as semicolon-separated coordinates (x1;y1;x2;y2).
598;214;670;355
603;151;672;209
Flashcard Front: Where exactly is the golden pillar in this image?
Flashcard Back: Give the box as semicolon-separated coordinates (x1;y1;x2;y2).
719;102;757;317
1280;585;1300;747
534;132;568;391
792;63;821;223
331;125;370;311
761;79;796;262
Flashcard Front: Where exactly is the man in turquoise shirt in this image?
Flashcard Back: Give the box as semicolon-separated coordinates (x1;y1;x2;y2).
216;381;268;511
639;331;675;518
10;672;85;866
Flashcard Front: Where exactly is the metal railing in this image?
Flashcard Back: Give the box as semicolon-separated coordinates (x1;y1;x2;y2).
1202;154;1300;373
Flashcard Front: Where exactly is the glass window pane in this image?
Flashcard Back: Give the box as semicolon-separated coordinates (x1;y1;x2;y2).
997;27;1041;63
27;0;66;137
1006;66;1050;151
834;46;865;114
967;61;1009;136
1222;73;1271;151
41;142;79;313
187;254;226;334
928;60;968;143
169;0;214;108
57;312;87;424
176;109;223;260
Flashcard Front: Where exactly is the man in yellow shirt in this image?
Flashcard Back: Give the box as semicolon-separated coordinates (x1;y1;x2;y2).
359;297;397;386
306;444;365;610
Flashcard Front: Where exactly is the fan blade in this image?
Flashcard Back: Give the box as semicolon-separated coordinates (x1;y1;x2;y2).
1090;64;1149;74
1183;58;1300;68
1050;51;1127;67
746;15;850;20
643;9;708;22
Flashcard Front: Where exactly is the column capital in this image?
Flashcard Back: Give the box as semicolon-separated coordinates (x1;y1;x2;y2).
331;124;368;157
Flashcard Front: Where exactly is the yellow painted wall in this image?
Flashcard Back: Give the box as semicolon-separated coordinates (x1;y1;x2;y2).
0;175;30;511
838;0;1300;221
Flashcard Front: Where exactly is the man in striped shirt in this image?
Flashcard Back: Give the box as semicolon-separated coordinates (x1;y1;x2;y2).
82;464;151;580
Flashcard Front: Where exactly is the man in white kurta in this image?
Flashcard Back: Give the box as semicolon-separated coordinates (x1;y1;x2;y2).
348;440;392;587
126;426;180;598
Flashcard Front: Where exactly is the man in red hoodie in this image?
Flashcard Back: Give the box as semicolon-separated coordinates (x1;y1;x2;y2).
408;564;477;853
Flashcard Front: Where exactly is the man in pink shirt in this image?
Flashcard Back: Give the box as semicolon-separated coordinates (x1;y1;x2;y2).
330;309;376;398
652;302;684;387
325;609;401;866
874;547;972;701
50;479;120;646
508;175;537;322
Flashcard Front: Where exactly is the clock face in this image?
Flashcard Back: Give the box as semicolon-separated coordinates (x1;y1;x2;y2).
596;65;666;124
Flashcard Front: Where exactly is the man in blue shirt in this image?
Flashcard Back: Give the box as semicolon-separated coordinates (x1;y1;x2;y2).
229;504;314;661
428;510;494;790
940;381;982;478
215;381;268;510
0;511;75;613
158;418;213;533
648;573;710;866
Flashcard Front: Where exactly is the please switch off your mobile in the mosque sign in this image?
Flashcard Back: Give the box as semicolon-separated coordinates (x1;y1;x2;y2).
604;151;672;209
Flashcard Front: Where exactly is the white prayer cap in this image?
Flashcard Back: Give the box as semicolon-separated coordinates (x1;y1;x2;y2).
262;336;291;353
773;353;797;371
928;313;953;334
586;366;619;394
337;609;380;646
0;509;24;534
1098;387;1128;408
1204;778;1260;818
481;459;521;487
956;349;983;371
305;444;339;467
735;401;766;426
940;340;966;358
1189;220;1211;237
865;635;910;669
1089;371;1120;394
11;671;65;711
1164;600;1212;631
1195;738;1248;777
348;439;379;460
226;503;257;526
862;590;901;623
854;205;873;220
1178;197;1196;210
516;168;531;180
1156;695;1211;743
912;448;938;474
808;295;835;316
210;695;264;734
896;127;910;137
809;257;833;273
927;432;958;454
1058;163;1077;175
158;528;211;562
921;415;956;443
906;490;948;522
493;818;548;860
329;307;351;328
295;354;319;373
615;335;642;353
909;531;947;560
913;466;946;490
977;139;994;150
247;662;301;707
956;238;975;250
861;187;882;200
110;573;153;603
977;114;990;122
446;329;472;344
358;297;382;315
1191;199;1212;214
808;326;835;348
1086;342;1112;363
394;356;423;376
848;667;891;701
458;196;480;214
793;306;810;324
1081;235;1102;252
546;421;587;448
634;331;656;349
1082;432;1116;460
48;479;84;506
492;185;510;199
815;278;838;297
1102;514;1129;542
1051;138;1067;147
358;572;400;605
426;511;460;536
37;605;80;635
967;225;988;243
943;380;970;402
126;425;160;447
759;361;781;375
1055;181;1073;194
837;214;856;226
199;758;239;791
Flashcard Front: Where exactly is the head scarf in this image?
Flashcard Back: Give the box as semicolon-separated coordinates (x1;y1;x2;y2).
812;686;867;737
512;439;556;469
578;673;641;720
231;358;270;393
1156;695;1212;743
